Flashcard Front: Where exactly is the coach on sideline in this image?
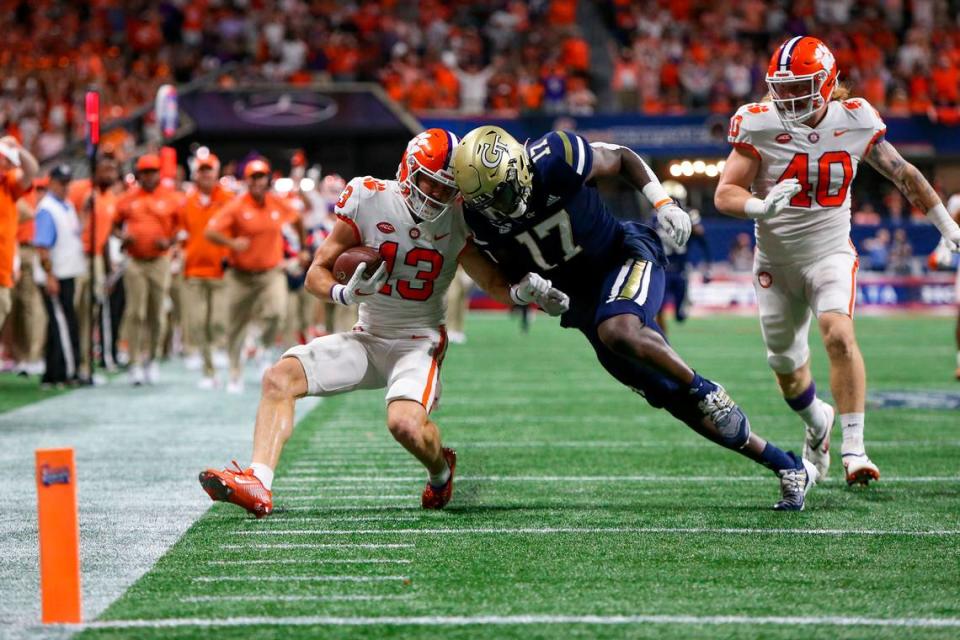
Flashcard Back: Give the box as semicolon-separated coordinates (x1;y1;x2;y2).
206;158;306;394
0;136;38;329
33;165;85;386
113;153;184;385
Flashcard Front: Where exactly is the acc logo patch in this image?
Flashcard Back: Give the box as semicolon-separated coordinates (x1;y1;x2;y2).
409;228;421;239
776;133;792;143
807;132;820;143
758;271;773;288
377;222;396;234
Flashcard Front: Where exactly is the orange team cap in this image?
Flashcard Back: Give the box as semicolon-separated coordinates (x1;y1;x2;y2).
244;158;271;178
135;154;161;171
196;153;221;171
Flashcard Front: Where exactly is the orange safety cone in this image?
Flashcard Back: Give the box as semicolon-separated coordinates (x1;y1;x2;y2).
35;448;82;623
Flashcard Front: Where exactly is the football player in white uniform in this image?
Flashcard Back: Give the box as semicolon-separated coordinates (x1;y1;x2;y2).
199;129;569;517
715;36;960;485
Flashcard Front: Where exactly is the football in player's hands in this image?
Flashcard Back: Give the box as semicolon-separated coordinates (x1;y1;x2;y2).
333;246;383;284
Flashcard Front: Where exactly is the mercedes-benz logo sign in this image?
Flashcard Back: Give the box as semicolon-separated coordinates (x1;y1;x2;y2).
233;92;338;126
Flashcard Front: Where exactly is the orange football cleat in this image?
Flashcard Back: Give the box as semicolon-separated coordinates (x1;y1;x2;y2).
199;461;273;518
421;448;457;509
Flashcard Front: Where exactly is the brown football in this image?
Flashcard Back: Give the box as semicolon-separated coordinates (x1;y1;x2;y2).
333;246;384;284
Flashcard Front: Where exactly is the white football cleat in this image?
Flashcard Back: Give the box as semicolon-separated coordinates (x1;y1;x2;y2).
145;361;160;385
774;457;819;511
128;364;145;386
184;353;203;371
197;375;219;390
803;400;833;481
226;378;245;395
843;453;880;486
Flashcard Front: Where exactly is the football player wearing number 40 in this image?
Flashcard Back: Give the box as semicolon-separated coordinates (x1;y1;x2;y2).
454;125;819;511
199;128;569;517
716;36;960;486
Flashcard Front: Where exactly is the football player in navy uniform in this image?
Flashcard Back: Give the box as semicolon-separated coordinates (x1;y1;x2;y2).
454;126;817;510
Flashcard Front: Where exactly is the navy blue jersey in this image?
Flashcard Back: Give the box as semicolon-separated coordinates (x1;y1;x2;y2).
464;130;664;307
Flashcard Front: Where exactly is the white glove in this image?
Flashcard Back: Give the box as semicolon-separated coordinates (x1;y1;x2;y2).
510;272;552;305
942;232;960;255
537;287;570;316
657;203;692;247
744;178;802;220
331;262;388;306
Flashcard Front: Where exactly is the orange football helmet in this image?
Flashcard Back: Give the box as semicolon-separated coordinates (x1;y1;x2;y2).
766;36;838;124
397;128;459;222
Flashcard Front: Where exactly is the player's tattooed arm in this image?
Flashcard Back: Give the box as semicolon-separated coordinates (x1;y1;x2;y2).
457;240;515;305
866;140;941;212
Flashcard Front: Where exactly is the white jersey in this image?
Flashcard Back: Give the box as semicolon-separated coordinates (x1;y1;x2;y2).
729;98;886;264
334;176;470;331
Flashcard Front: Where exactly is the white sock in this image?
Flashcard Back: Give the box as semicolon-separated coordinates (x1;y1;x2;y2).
840;413;865;456
429;461;450;488
797;398;830;432
249;462;274;491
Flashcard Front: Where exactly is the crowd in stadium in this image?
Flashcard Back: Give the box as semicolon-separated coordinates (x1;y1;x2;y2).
4;0;960;163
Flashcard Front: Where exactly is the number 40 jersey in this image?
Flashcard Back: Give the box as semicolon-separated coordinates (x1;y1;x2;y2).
463;130;664;315
334;176;470;330
729;98;886;264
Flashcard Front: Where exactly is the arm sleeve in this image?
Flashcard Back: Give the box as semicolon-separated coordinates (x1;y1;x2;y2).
33;208;57;248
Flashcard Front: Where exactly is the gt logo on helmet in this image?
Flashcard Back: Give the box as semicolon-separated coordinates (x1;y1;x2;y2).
480;135;509;169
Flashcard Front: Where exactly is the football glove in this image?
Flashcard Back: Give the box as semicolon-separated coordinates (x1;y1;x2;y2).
537;287;570;316
331;262;388;306
744;178;802;220
657;203;692;247
510;272;553;305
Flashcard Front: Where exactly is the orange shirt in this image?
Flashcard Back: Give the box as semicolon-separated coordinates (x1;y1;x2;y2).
16;190;39;245
68;179;119;256
0;170;27;288
208;192;298;272
182;185;233;279
115;185;184;260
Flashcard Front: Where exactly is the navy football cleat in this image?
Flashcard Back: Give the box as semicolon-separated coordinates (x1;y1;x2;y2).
774;456;819;511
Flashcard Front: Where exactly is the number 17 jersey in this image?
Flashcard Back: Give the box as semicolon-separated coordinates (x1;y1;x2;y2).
729;98;886;264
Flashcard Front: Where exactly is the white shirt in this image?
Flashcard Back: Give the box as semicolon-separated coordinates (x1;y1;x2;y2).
34;192;86;281
728;98;886;264
335;177;470;331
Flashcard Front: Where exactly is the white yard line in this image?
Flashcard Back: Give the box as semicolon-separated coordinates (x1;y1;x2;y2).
281;494;414;501
228;526;960;537
192;575;409;583
220;543;414;550
179;595;414;603
61;613;960;630
205;558;412;565
240;515;420;523
274;474;960;484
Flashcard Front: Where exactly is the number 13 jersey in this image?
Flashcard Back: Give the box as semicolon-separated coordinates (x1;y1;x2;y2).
728;98;886;264
335;176;470;330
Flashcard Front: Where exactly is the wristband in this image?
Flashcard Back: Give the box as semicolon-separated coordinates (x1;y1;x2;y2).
744;197;765;219
641;182;671;210
330;283;349;306
509;284;528;305
927;203;960;237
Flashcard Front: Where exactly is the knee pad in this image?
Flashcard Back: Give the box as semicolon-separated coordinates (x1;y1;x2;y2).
715;405;751;449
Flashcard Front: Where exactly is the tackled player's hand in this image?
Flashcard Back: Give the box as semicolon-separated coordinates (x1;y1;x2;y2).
744;178;801;220
538;287;570;316
334;262;388;306
657;203;692;246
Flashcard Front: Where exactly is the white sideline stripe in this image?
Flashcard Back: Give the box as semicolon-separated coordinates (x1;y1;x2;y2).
276;474;960;484
193;575;408;583
205;559;412;566
180;595;414;603
228;526;960;537
62;614;960;630
279;505;419;512
220;543;413;550
241;516;419;523
282;495;412;502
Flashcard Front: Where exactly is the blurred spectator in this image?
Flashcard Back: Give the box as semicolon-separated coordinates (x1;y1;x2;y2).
888;228;914;275
729;233;754;272
863;228;891;271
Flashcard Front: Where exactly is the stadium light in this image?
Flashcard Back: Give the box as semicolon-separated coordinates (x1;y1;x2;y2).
669;164;682;177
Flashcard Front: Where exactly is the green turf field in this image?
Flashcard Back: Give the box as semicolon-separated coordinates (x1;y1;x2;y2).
78;314;960;639
0;372;64;413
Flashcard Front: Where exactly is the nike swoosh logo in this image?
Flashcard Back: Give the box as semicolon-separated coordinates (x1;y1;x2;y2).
435;233;450;240
833;129;848;137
